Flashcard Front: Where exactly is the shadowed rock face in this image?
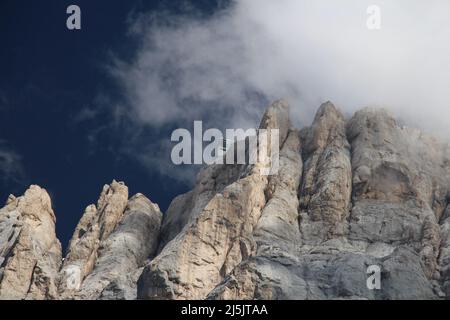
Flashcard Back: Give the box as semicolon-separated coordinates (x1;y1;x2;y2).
1;100;449;300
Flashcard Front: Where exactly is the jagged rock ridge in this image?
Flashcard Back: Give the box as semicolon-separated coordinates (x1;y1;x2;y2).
1;100;449;300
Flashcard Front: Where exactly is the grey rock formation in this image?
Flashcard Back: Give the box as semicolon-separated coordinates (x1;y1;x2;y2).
441;204;450;296
208;103;449;300
208;127;303;300
0;186;62;300
137;100;290;300
58;180;129;298
299;101;352;242
0;100;449;300
347;108;447;297
58;181;163;300
73;194;162;300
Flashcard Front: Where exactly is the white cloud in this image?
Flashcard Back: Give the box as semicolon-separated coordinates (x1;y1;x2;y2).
110;0;450;181
0;141;25;186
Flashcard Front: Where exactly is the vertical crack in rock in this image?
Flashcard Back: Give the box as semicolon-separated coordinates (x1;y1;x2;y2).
298;102;352;243
255;129;302;252
207;128;303;300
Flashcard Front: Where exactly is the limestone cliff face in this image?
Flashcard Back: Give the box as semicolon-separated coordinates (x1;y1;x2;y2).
1;100;449;300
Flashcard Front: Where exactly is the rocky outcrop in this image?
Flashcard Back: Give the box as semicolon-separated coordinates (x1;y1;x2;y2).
342;107;447;298
157;165;242;252
1;100;449;300
347;109;447;287
208;102;353;300
72;194;162;300
137;100;290;300
208;103;450;300
299;101;352;242
0;181;163;300
58;181;163;300
58;180;129;298
208;127;303;300
157;100;291;253
0;186;62;300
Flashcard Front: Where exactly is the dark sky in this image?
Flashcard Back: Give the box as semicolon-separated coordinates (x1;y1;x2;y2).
0;0;228;250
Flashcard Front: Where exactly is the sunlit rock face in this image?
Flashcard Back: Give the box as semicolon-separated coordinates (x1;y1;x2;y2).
1;101;449;300
0;185;62;300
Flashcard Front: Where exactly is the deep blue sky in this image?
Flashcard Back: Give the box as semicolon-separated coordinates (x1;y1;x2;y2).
0;0;227;250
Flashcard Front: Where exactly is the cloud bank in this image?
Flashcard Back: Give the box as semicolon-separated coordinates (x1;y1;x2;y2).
109;0;450;182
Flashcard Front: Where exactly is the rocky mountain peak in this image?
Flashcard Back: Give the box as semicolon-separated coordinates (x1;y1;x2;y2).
1;101;450;300
0;185;61;300
259;99;290;139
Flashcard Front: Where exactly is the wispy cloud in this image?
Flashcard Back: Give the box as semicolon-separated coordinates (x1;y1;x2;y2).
0;141;26;187
73;106;101;124
107;0;450;182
